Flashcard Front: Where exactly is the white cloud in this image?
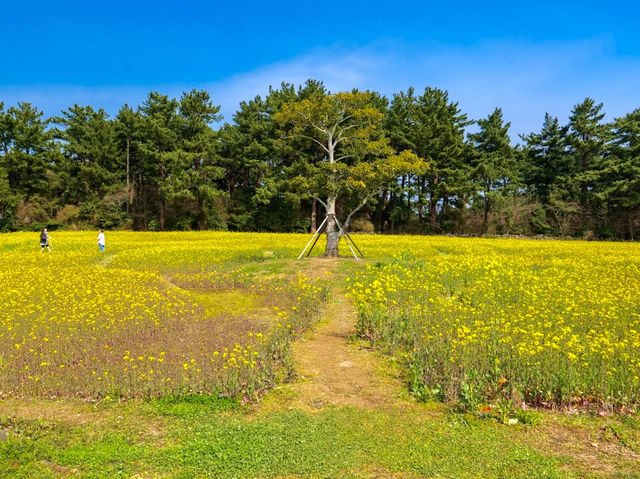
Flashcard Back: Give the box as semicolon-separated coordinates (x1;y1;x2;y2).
2;38;639;138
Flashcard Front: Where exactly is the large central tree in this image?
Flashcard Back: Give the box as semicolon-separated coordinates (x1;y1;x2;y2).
276;90;426;256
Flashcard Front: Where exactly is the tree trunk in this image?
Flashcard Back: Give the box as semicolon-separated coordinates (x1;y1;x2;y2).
310;198;317;233
324;132;340;256
379;189;389;232
580;153;590;224
138;172;145;229
126;137;132;212
159;162;167;231
389;191;396;233
482;195;490;235
324;196;340;257
159;199;166;231
198;195;206;230
429;195;438;231
442;193;449;214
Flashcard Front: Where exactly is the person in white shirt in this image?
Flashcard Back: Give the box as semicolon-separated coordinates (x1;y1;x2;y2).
97;229;106;252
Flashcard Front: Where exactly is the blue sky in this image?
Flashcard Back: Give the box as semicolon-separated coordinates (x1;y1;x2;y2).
1;0;639;137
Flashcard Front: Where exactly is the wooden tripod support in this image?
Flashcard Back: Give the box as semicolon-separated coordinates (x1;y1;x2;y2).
297;214;364;260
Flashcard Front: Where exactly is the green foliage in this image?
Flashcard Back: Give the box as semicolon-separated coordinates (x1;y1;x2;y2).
515;408;542;426
529;205;552;235
567;98;611;216
2;103;54;198
0;85;638;238
385;87;472;232
468;108;519;233
55;105;121;205
521;113;571;203
148;394;238;418
596;108;640;238
0;167;18;231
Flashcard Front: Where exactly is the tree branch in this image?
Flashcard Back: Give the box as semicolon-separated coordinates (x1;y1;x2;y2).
296;111;330;137
337;122;359;133
285;134;329;154
333;130;360;147
343;189;379;231
312;195;328;210
335;154;356;162
336;113;353;127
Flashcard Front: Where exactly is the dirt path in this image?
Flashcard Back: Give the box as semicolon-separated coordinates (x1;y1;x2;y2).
265;258;403;410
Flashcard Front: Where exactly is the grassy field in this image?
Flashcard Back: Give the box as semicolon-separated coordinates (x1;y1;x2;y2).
1;231;639;478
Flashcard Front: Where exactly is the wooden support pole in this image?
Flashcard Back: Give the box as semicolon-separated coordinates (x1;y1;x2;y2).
306;215;329;257
334;216;359;260
343;230;364;258
298;214;365;260
297;215;328;260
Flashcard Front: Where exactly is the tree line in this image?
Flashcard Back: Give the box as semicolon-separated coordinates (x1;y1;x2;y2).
1;80;638;240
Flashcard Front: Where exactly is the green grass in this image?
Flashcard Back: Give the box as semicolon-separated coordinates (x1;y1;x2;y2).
159;407;574;478
187;289;265;317
1;399;587;478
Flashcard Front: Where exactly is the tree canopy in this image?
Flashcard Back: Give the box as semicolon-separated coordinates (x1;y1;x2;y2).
1;81;639;243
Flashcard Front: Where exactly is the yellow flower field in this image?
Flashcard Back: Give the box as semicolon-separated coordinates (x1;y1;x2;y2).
2;230;639;410
348;237;640;410
0;231;328;399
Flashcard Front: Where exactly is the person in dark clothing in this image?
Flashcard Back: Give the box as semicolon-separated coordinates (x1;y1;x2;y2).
40;227;51;252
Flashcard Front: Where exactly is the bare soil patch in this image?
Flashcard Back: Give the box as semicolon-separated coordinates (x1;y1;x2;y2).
523;421;640;477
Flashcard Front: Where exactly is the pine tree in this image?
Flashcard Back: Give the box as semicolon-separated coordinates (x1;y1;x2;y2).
3;102;53;198
55;105;120;206
115;104;143;216
597;109;640;238
177;89;224;229
521;113;571;203
386;87;471;232
567;98;610;224
468;108;517;234
138;92;180;230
